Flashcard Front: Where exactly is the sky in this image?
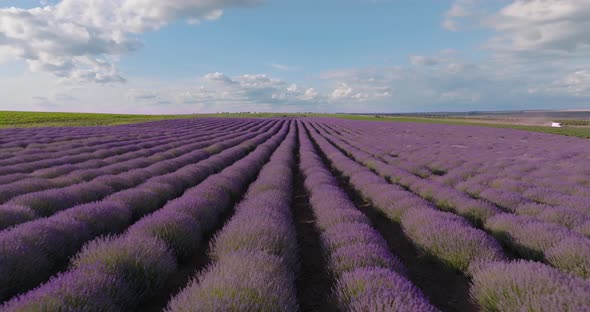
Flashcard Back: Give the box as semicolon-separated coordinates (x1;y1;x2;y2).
0;0;589;114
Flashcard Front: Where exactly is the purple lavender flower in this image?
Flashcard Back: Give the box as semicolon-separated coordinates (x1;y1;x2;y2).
485;213;574;260
71;235;177;298
546;237;590;279
335;267;438;312
321;222;388;252
166;251;298;312
1;267;134;312
329;242;406;276
575;221;590;238
126;209;202;261
0;204;36;230
402;207;505;271
469;260;590;311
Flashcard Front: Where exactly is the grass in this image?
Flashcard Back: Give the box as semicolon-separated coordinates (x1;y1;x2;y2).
333;115;590;139
0;111;207;128
2;111;590;139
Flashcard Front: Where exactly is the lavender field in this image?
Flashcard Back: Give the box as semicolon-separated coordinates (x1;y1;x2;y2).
0;117;589;312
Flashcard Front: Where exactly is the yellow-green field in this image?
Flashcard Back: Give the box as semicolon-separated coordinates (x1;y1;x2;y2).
2;111;590;139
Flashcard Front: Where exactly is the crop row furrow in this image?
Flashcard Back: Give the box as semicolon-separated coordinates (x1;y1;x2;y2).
0;119;268;202
304;120;590;311
0;121;289;308
0;118;251;175
0;118;225;151
328;122;590;216
24;120;247;178
313;122;590;279
298;122;438;311
166;121;298;312
0;121;278;230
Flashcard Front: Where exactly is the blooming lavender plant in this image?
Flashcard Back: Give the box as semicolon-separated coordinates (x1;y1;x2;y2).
166;251;299;312
1;266;134;312
402;207;505;271
546;237;590;279
469;260;590;311
335;268;439;312
0;204;36;230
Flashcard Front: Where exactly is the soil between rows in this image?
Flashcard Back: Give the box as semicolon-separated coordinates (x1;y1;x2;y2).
135;123;287;311
316;123;521;262
137;197;238;312
291;124;339;312
304;122;478;312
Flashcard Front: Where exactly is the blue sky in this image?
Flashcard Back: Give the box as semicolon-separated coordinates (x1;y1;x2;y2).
0;0;589;113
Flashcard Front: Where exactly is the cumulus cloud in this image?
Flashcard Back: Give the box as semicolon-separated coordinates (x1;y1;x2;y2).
487;0;590;56
545;69;590;96
443;0;590;58
0;0;260;83
316;47;590;112
442;0;478;31
436;0;590;109
270;63;298;71
126;88;160;101
410;55;439;66
129;72;324;111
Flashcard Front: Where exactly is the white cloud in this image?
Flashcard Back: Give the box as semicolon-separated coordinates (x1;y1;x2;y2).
126;88;160;101
442;0;479;31
0;0;260;83
302;88;318;100
489;1;590;56
3;0;590;114
331;83;353;99
442;19;459;31
270;63;298;71
548;69;590;96
2;59;590;114
316;48;590;112
444;0;590;57
175;72;321;110
410;55;439;66
446;2;472;17
205;72;236;84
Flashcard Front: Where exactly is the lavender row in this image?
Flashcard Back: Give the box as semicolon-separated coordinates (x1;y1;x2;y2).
323;120;590;215
313;120;590;310
0;121;278;230
0;120;193;160
458;176;590;222
469;260;590;311
327;119;590;196
24;119;245;178
167;122;299;312
313;122;500;226
0;119;235;164
456;180;590;238
298;123;437;311
10;118;246;159
314;123;590;278
0;119;250;175
0;121;290;310
0;125;232;189
0;117;225;150
0;120;267;202
303;122;505;272
0;122;194;165
485;213;590;278
0;121;285;301
0;118;221;158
